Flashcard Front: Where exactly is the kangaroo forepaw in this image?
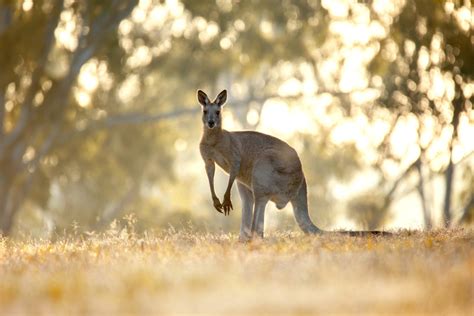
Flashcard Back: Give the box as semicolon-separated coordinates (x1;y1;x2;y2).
212;197;223;214
222;196;233;216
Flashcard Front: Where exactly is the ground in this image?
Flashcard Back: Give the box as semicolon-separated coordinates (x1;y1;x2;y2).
0;227;473;315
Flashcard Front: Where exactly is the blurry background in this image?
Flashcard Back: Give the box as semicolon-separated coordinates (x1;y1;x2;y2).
0;0;472;237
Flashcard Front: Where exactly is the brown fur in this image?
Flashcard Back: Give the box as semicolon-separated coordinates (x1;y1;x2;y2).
198;89;320;240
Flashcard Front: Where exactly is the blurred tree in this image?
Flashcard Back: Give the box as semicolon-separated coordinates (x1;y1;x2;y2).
369;0;473;227
3;0;470;235
0;0;141;234
347;191;391;230
297;131;362;228
458;163;474;224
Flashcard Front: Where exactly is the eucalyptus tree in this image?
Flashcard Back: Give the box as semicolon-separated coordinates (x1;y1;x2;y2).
0;0;140;234
369;0;473;227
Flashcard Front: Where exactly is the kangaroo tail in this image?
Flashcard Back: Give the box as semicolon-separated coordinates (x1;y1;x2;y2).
291;178;322;234
291;178;392;235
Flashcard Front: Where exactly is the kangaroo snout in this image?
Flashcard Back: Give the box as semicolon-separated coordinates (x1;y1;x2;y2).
207;121;215;128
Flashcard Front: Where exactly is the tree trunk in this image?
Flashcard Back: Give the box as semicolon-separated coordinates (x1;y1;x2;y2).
0;91;4;136
442;156;454;227
0;175;14;235
415;158;431;229
0;201;15;235
443;88;464;228
0;168;36;236
459;195;474;224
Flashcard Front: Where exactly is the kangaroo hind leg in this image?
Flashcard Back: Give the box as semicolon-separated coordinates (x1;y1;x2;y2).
237;183;253;242
251;196;269;239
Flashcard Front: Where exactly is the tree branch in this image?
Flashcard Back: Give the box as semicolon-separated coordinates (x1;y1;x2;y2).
0;91;4;137
54;94;272;145
415;157;431;229
0;0;64;158
379;157;419;213
28;0;139;157
0;4;13;35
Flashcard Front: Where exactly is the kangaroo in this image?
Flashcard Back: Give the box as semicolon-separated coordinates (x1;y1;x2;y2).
198;89;321;241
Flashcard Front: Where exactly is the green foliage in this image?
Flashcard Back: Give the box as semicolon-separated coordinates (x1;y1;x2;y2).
371;0;473;113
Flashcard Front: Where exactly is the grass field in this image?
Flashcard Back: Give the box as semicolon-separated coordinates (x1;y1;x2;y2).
0;226;473;315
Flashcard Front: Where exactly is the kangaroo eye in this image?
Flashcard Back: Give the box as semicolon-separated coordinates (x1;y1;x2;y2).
203;110;208;114
216;111;220;115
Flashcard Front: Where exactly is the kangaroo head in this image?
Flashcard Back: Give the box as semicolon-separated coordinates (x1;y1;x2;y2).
197;89;227;129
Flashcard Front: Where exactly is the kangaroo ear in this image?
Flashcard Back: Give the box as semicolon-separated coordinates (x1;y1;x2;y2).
214;89;227;107
197;90;210;106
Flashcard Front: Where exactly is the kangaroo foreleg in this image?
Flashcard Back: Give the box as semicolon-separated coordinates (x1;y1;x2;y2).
205;161;222;214
222;158;240;215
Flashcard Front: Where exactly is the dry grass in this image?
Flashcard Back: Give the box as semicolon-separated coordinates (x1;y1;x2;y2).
0;226;473;315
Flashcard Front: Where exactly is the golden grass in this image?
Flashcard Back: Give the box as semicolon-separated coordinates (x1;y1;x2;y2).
0;227;473;315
